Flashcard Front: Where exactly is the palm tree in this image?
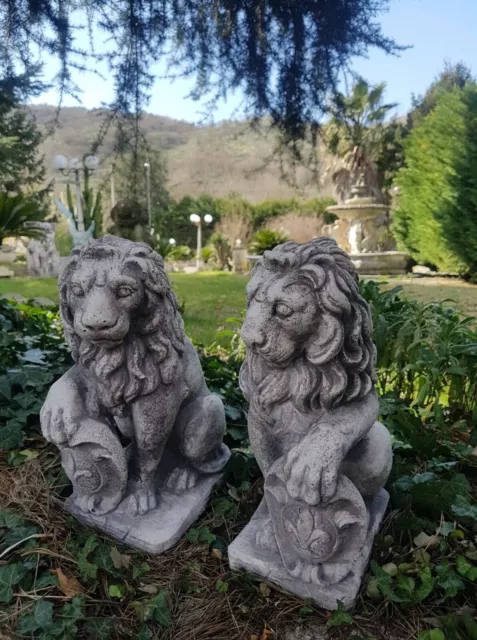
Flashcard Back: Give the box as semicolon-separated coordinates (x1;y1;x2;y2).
0;192;47;246
324;77;398;201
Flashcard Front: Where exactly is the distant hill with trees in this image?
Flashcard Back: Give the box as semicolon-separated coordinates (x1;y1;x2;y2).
29;104;334;203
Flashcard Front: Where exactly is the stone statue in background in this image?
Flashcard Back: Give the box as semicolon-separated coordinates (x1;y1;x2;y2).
27;222;60;277
40;235;230;552
228;237;392;610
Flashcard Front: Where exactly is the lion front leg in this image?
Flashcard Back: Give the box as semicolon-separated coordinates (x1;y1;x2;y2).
130;390;181;515
166;393;230;493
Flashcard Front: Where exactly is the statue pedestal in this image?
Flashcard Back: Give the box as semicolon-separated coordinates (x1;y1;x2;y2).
68;463;225;554
229;489;389;611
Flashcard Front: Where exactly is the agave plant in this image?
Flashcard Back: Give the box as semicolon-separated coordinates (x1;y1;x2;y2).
0;192;46;245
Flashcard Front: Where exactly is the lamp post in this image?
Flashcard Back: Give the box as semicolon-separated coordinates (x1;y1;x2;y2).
190;213;213;271
53;154;99;232
144;162;151;232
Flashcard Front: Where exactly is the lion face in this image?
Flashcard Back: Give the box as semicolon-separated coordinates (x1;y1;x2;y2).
66;256;145;345
241;272;319;366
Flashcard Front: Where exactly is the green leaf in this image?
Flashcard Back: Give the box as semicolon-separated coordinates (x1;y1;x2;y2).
0;423;23;449
455;555;477;581
108;584;127;599
327;602;353;626
417;631;445;640
0;376;11;400
3;525;40;547
435;562;465;600
452;495;477;522
153;589;171;627
84;619;113;639
0;509;25;529
33;599;54;627
414;567;435;603
132;562;150;581
410;474;470;519
215;578;229;593
0;562;27;602
395;575;415;600
77;535;99;581
137;625;153;640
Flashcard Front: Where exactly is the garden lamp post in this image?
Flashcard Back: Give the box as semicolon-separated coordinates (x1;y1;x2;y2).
190;213;213;271
53;154;99;232
144;162;152;232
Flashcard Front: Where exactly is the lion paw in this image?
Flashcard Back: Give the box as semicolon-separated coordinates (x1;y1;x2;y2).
166;467;200;493
127;485;157;516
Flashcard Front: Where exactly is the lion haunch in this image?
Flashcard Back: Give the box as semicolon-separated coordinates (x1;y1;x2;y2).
40;235;230;520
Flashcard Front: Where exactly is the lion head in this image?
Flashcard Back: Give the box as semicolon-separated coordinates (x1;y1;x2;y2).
59;235;185;413
240;237;376;412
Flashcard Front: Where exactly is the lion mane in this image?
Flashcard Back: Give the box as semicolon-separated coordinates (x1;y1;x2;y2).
59;235;185;413
240;237;377;414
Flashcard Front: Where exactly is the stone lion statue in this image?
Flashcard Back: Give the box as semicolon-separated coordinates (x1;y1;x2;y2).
41;235;229;517
233;237;392;593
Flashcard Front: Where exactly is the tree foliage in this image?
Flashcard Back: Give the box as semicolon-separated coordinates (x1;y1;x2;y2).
0;69;46;194
0;1;401;147
323;76;398;200
392;86;477;273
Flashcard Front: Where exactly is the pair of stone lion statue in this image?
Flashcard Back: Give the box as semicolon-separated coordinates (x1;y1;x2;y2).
41;234;392;597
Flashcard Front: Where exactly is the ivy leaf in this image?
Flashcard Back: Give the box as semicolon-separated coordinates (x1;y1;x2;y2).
435;562;465;600
451;495;477;522
108;584;127;599
153;590;171;627
417;631;445;640
395;575;415;600
0;562;27;602
327;602;353;626
77;535;99;581
409;474;470;519
84;619;114;639
0;424;23;449
455;555;477;581
0;509;25;529
3;525;40;548
20;348;47;364
0;376;11;400
33;600;54;627
414;567;435;603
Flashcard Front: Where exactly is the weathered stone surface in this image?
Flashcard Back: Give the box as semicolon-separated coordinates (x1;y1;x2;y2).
27;222;60;277
40;235;230;551
229;489;389;610
230;237;392;609
0;267;14;278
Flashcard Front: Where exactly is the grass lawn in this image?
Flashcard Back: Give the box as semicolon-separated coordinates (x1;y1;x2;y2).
2;272;477;343
0;272;247;345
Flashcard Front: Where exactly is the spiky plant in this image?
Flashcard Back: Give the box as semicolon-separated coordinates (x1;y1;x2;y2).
0;192;46;246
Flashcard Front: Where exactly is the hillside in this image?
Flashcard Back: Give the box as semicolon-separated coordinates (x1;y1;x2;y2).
30;104;333;202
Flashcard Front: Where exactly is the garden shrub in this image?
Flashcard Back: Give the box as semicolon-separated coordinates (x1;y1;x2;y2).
393;86;477;273
249;229;289;255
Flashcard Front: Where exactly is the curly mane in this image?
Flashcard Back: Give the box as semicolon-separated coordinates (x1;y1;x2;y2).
240;237;377;414
59;235;185;413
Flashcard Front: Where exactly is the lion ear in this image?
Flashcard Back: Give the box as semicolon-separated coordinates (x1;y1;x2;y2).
306;314;344;365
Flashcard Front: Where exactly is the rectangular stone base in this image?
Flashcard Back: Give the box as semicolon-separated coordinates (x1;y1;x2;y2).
68;471;222;554
228;488;389;610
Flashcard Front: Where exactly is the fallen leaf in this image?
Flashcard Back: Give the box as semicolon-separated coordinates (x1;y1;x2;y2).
110;546;131;569
259;582;271;597
52;567;84;598
250;636;259;640
211;548;223;561
414;532;439;548
138;584;158;594
259;624;273;640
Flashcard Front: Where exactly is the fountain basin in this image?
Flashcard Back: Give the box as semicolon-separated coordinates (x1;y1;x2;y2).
350;251;409;275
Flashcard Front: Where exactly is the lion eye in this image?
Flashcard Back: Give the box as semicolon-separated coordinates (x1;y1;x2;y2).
70;283;84;297
116;286;134;298
275;303;293;318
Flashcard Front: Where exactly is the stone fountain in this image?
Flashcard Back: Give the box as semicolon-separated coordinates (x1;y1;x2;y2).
325;178;408;275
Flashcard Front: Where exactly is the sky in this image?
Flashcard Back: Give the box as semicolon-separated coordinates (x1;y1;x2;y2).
31;0;477;123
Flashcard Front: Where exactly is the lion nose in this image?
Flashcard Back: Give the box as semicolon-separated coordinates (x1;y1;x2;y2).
241;321;266;349
83;315;117;331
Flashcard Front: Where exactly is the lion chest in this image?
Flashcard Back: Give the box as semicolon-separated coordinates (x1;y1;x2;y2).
258;401;323;451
